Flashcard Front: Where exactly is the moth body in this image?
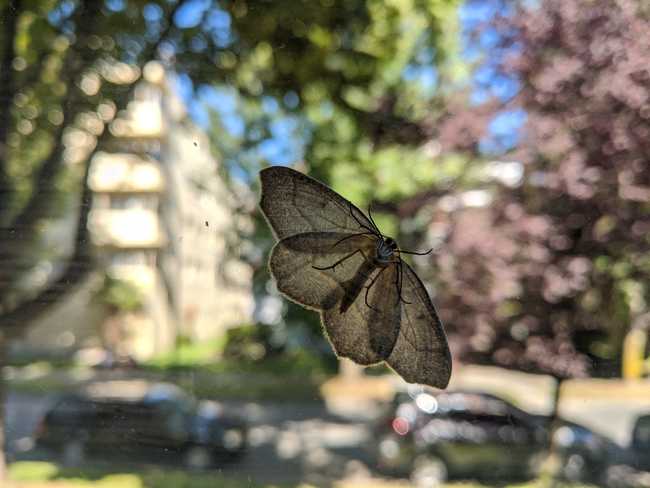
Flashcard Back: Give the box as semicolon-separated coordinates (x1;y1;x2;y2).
340;235;398;313
375;236;398;265
339;258;379;314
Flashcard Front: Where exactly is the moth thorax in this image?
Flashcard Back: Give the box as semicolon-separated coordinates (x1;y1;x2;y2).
376;236;397;264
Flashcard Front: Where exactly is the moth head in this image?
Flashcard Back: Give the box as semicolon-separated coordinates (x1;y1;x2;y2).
384;237;398;251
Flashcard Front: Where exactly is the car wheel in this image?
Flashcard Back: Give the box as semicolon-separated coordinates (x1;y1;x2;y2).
376;433;408;473
562;453;587;481
222;428;246;458
411;454;448;488
183;445;213;471
61;440;85;467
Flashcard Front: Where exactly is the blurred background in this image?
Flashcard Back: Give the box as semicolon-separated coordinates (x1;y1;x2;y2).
0;0;648;487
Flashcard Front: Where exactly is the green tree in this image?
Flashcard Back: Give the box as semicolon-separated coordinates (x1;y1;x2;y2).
0;1;190;476
435;0;650;379
198;0;472;352
0;0;464;477
207;0;648;425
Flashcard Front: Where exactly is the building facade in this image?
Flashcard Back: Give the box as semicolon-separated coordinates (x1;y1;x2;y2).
23;62;253;361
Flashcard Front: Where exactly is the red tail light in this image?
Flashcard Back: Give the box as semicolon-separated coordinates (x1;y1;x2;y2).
392;417;410;436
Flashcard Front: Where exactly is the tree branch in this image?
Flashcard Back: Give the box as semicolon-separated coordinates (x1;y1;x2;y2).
0;1;97;298
0;0;23;224
0;165;93;338
0;0;186;337
371;187;449;218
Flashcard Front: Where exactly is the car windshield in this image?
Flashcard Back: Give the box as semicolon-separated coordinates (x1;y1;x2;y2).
1;1;648;488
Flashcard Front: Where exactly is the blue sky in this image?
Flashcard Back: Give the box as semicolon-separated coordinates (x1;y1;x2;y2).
172;0;526;175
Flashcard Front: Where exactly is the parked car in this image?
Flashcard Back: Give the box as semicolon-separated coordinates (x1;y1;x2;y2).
627;414;650;471
552;420;617;483
373;389;551;486
599;413;650;487
34;380;247;470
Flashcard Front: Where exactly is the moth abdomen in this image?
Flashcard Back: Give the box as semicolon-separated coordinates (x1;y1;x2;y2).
339;259;378;313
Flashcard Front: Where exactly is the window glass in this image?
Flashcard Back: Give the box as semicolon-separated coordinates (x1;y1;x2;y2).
1;1;646;487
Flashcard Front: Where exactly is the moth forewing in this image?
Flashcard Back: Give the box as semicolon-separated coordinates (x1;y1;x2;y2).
269;231;374;311
259;166;376;238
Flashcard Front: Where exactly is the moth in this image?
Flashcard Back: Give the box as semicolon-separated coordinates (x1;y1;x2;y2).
259;166;451;388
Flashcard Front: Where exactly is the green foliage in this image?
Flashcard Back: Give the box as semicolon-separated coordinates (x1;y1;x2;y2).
8;462;295;487
142;324;338;397
221;323;284;363
145;336;227;370
93;275;143;313
8;461;59;482
200;0;468;352
7;461;598;488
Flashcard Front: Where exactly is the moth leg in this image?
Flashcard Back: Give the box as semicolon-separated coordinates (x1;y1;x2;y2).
330;231;375;250
312;248;364;271
364;266;388;311
396;259;412;305
394;260;401;305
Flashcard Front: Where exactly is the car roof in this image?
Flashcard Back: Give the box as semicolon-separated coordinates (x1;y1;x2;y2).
395;387;510;404
393;388;541;418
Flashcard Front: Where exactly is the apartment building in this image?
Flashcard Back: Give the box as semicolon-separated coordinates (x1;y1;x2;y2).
22;62;253;360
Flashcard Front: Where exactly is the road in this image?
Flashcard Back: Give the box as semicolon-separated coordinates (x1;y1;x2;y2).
6;377;650;485
5;391;58;459
5;391;383;485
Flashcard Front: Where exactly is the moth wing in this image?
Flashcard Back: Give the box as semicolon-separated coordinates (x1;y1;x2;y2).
385;262;452;389
259;166;375;239
321;263;401;366
269;231;375;311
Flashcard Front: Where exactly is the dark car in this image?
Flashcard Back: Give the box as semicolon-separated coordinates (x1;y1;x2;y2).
34;380;247;470
627;414;650;471
373;389;552;486
597;414;650;487
551;420;617;483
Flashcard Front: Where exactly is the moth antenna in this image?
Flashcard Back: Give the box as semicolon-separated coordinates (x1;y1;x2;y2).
348;201;379;236
366;206;382;235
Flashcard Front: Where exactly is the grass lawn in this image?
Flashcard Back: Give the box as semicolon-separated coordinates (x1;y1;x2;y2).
8;462;598;488
8;461;292;488
5;339;336;403
5;360;331;403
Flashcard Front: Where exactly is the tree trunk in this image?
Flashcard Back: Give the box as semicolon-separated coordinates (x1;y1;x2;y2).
0;333;7;482
548;375;564;486
550;375;562;425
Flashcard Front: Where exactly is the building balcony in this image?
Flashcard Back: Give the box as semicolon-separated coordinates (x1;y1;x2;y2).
88;152;164;193
109;99;164;139
108;265;157;291
89;209;165;248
